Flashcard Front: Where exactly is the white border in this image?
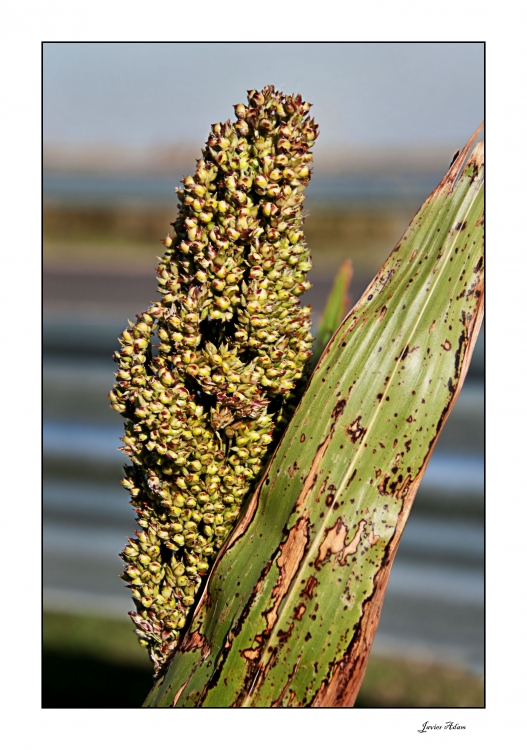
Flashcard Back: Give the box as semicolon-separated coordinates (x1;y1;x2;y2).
3;5;522;747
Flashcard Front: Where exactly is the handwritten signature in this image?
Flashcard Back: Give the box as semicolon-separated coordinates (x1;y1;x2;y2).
418;721;466;733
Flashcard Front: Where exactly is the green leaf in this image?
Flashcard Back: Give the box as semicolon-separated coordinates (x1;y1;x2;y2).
312;259;353;365
144;128;484;708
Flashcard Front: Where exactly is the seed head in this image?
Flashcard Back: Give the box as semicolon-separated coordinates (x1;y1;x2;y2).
110;85;318;675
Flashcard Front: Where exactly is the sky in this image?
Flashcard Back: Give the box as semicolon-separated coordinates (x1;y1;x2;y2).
43;42;484;153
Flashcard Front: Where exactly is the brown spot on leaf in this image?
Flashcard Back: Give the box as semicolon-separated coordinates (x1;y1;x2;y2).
332;399;347;419
401;343;420;360
301;576;319;600
316;518;366;568
277;622;295;644
265;516;309;632
181;630;209;655
295;434;331;512
300;433;305;443
172;677;192;707
378;474;390;495
347;417;366;444
346;469;357;488
293;604;307;621
241;648;261;661
286;461;299;478
442;340;452;351
397;474;412;500
313;475;329;504
365;524;380;549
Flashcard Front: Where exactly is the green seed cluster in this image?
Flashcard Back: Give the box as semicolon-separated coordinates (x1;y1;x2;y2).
109;86;318;675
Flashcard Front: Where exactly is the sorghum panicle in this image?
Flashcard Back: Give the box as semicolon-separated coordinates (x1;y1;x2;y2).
108;86;318;674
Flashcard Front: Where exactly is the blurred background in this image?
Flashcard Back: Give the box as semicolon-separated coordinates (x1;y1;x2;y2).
43;42;484;708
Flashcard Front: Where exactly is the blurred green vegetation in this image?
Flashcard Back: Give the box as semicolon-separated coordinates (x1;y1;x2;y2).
43;204;411;276
43;611;151;708
43;611;483;708
356;657;484;708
